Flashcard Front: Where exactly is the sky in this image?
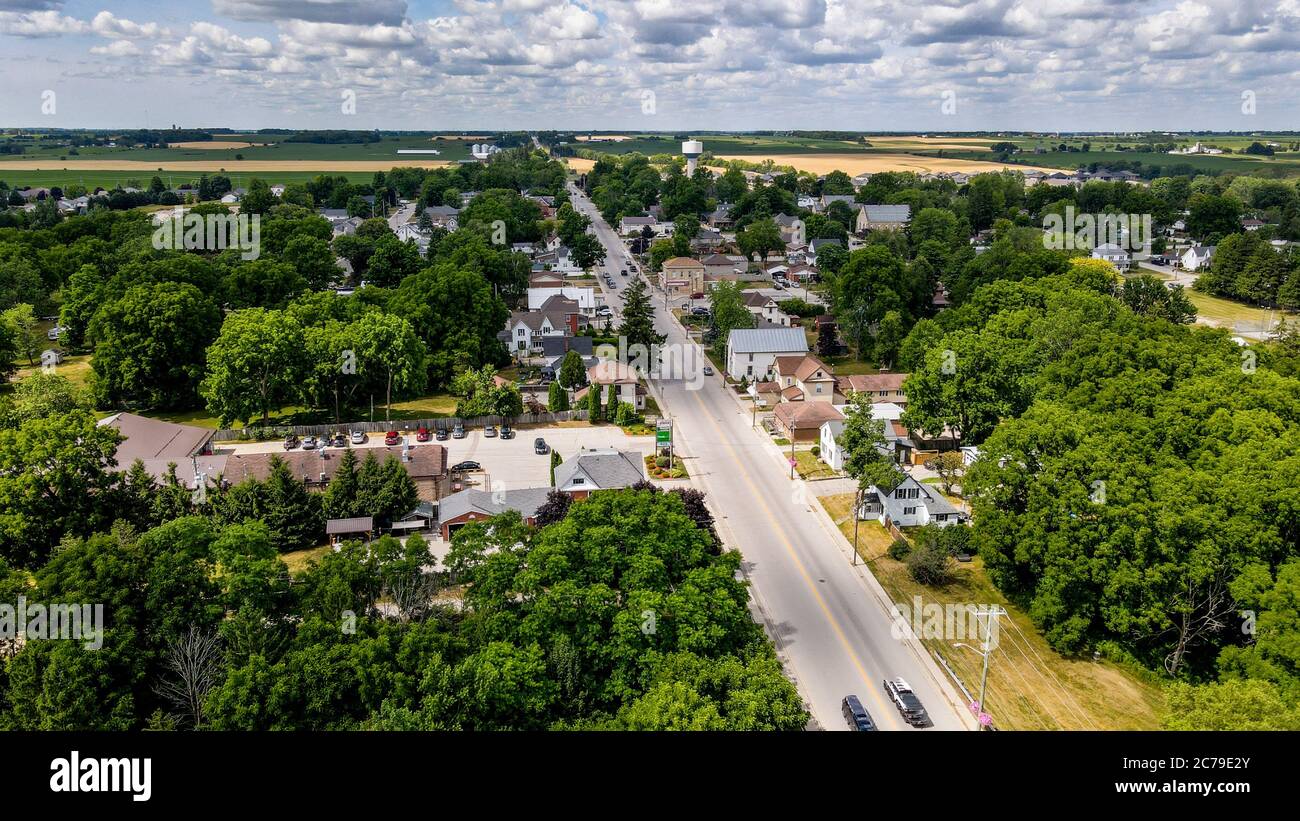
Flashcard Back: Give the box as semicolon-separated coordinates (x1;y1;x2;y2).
0;0;1297;132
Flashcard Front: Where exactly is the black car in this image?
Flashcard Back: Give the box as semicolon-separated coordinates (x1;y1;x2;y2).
435;427;450;441
451;460;482;472
534;437;549;455
883;678;931;727
842;695;877;731
500;424;515;439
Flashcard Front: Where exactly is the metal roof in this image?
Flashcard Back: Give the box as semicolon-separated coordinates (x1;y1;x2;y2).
726;327;809;354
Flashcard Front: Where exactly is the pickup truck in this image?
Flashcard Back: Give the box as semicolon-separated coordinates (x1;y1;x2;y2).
883;678;931;727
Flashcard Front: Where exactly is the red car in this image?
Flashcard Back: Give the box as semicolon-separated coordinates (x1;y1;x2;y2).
415;426;431;442
384;430;400;446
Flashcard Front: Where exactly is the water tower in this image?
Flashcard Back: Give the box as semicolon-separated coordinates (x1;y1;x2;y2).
682;139;703;175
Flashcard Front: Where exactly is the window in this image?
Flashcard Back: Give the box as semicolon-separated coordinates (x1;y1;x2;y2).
572;477;585;485
748;353;754;362
934;514;947;522
903;506;917;516
746;366;753;375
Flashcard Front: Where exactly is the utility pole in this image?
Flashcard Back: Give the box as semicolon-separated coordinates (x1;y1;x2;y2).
956;605;1007;730
851;486;861;565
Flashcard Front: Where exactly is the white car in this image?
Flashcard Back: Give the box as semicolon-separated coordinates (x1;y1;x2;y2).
596;306;613;317
350;430;367;445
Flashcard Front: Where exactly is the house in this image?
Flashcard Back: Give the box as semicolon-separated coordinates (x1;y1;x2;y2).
773;213;802;244
395;222;429;243
576;360;645;410
1181;245;1216;271
327;517;375;545
836;372;908;405
773;354;835;402
1242;218;1266;232
819;417;890;472
535;244;582;275
1091;244;1131;270
619;215;658;236
541;335;594;373
726;326;809;380
554;449;646;499
772;401;843;442
855;204;912;233
435;487;552;540
659;257;706;295
887;420;959;465
691;227;725;251
503;308;574;355
701;253;743;281
528;285;597;314
858;475;963;528
422;205;460;230
785;263;819;284
808;238;842;265
706;205;734;229
741;291;792;327
98;412;215;477
819;194;856;212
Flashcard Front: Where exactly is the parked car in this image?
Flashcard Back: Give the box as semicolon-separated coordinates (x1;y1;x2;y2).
300;436;318;450
691;306;710;316
596;306;613;317
842;695;877;731
883;678;930;727
500;423;515;439
773;282;786;290
435;426;450;441
350;430;366;445
534;437;550;455
415;427;431;442
46;326;64;341
690;292;705;300
331;432;348;448
620;268;628;276
703;365;714;376
451;460;482;472
483;424;497;438
384;430;400;446
283;434;300;450
452;423;466;439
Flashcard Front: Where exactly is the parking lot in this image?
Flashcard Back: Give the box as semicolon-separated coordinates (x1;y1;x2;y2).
219;424;656;490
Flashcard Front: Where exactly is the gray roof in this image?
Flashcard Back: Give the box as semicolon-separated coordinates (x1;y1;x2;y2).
423;205;460;217
554;449;645;491
859;204;912;223
821;194;856;205
326;516;374;535
99;412;214;467
436;487;552;523
809;238;842;252
727;327;809;354
541;335;593;358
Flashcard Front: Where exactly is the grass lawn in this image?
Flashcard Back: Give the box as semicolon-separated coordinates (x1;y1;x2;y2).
794;450;837;480
13;352;93;388
818;491;1167;731
1133;265;1291;332
280;545;334;577
824;354;887;375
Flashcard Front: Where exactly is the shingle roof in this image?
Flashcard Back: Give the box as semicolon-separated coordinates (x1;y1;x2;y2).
327;517;374;535
773;401;844;429
859;204;912;223
727;327;808;355
99;413;214;467
555;449;645;490
221;446;446;485
437;487;552;523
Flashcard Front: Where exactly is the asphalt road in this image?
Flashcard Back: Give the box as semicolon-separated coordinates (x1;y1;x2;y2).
569;184;971;732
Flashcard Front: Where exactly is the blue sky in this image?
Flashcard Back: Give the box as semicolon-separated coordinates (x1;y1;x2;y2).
0;0;1297;131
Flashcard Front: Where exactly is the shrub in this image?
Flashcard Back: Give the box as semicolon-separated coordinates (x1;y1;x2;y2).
655;455;671;469
906;541;955;585
887;538;911;561
810;445;821;457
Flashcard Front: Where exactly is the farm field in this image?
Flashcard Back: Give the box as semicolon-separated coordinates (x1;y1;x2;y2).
0;134;476;163
711;153;1058;175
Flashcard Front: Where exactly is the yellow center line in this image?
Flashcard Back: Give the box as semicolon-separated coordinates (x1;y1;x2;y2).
676;383;905;731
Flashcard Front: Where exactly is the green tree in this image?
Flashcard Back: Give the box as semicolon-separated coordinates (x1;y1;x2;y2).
201;308;307;426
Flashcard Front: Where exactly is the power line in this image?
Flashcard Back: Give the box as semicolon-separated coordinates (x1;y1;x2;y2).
999;618;1099;730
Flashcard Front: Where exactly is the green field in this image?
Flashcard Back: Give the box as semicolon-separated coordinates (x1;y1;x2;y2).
0;133;474;163
0;168;391;190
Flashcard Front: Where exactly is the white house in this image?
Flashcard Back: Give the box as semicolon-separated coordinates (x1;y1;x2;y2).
395;222;429;243
819;403;904;472
859;474;963;528
741;291;792;326
554;449;646;498
1182;245;1216;271
1091;244;1131;270
725;327;808;381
